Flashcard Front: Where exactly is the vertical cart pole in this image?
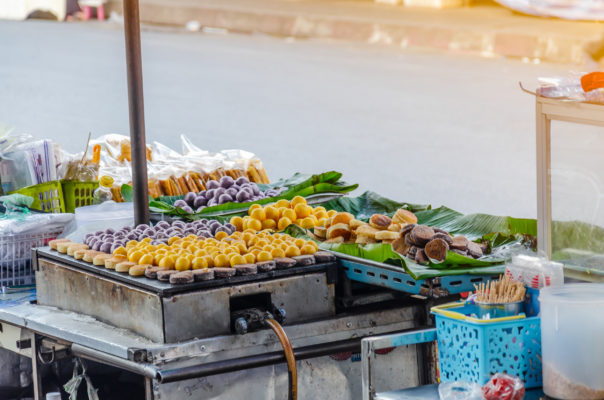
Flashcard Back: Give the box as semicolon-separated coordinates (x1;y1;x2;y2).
123;0;150;225
536;97;552;258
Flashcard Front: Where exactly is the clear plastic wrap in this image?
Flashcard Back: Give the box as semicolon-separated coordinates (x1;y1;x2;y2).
494;0;604;21
482;374;525;400
536;73;604;104
505;254;564;289
438;381;484;400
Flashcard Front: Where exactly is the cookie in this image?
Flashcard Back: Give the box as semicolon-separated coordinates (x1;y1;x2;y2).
157;270;178;282
392;237;410;256
115;261;135;273
410;225;434;246
234;264;257;276
192;268;215;281
415;249;429;265
145;266;166;279
401;223;416;237
432;232;453;245
170;271;194;284
105;255;127;269
313;251;336;263
129;264;147;277
467;241;483;258
49;238;70;250
93;254;113;266
275;257;296;269
256;260;276;272
67;243;89;256
424;238;449;262
451;236;469;251
213;268;236;279
292;255;315;266
73;249;87;260
83;250;102;263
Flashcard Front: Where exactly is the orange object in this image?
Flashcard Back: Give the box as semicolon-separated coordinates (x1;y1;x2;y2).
581;72;604;93
92;144;101;164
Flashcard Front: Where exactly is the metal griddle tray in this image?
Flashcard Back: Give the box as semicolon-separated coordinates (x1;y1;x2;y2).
36;247;337;297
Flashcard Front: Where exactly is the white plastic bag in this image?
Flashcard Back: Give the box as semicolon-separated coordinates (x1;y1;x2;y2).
438;382;485;400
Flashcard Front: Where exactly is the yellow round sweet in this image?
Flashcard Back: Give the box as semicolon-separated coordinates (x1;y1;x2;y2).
242;232;254;243
126;240;138;248
291;196;306;207
313;210;328;220
285;246;301;258
192;256;208;269
271;248;285;258
264;206;279;221
262;245;275;254
154;253;165;265
203;255;214;268
233;242;247;253
168;236;180;245
215;231;228;240
175;256;191;271
318;217;328;227
138;253;154;265
229;217;243;231
275;199;290;208
279;243;289;251
257;251;273;262
281;208;297;222
180;241;192;249
224;247;238;256
248;218;263;232
250;249;261;258
113;246;128;257
262;219;277;230
250;208;266;221
294;203;312;219
194;249;207;257
300;217;316;230
159;255;175;269
230;255;246;267
306;240;319;250
249;203;262;212
128;250;144;263
313;206;326;214
230;231;243;240
301;244;317;255
241;216;252;231
294;238;306;249
327;210;337;218
278;217;293;231
141;237;152;244
214;254;229;268
244;253;256;264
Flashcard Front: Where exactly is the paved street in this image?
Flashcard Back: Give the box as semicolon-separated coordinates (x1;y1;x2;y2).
1;19;602;222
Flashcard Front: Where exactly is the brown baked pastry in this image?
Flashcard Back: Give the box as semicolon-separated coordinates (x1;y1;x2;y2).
193;268;215;281
73;249;87;260
49;239;70;250
314;251;336;263
292;255;315;266
313;226;327;239
387;223;402;232
356;224;380;239
332;212;354;226
467;241;483;258
275;257;297;269
432;232;453;245
170;271;194;284
213;268;236;278
349;219;365;229
83;250;102;263
157;270;178;281
105;255;127;269
234;264;258;275
129;264;148;276
407;246;419;259
93;254;113;266
256;261;276;272
115;261;135;273
410;225;435;246
425;238;449;262
67;243;89;256
401;223;416;237
375;231;400;241
56;242;72;253
451;236;469;251
145;266;166;278
326;223;351;241
392;236;411;256
369;214;392;230
392;209;418;225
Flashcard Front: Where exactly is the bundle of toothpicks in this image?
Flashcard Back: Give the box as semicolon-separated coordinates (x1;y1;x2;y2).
474;274;526;303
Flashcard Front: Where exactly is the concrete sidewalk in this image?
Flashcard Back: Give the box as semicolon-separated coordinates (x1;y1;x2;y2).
106;0;604;64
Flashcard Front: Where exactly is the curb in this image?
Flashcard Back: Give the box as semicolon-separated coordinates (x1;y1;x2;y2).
107;0;597;64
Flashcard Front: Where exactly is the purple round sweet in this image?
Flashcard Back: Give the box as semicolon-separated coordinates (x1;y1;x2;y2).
226;187;238;198
236;191;250;202
194;196;207;209
218;194;233;204
105;228;115;235
84;233;93;241
251;184;260;195
207;199;217;207
94;230;104;236
214;187;226;196
100;242;112;253
105;236;115;243
225;223;236;233
206;180;220;190
235;177;249;186
184;192;196;205
220;176;235;188
174;199;188;209
197;230;211;238
172;220;185;228
92;242;102;252
181;205;194;214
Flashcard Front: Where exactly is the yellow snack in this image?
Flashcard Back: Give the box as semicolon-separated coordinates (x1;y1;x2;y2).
291;196;306;207
168;236;180;245
175;256;191;271
248;219;262;232
279;243;289;251
294;203;312;219
265;206;279;221
128;250;144;263
203;255;214;268
314;210;328;220
306;240;319;250
313;206;327;215
141;237;152;244
126;240;138;248
318;217;328;227
214;254;229;268
278;217;293;231
154;254;165;265
327;210;337;218
230;255;246;267
138;253;155;265
301;244;317;255
244;253;256;264
257;251;273;262
271;248;285;258
158;255;175;269
129;264;147;277
285;246;301;258
250;208;266;221
300;217;315;229
215;231;228;240
262;219;277;230
113;246;128;257
230;216;244;231
249;203;262;212
275;199;290;208
224;246;238;255
294;238;306;249
194;249;207;257
192;257;208;269
282;208;297;222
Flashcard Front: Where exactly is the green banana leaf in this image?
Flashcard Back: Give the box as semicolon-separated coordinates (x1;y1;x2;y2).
321;191;431;221
151;171;358;217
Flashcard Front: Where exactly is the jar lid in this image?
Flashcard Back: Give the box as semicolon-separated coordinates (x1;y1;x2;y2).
99;175;114;188
540;283;604;304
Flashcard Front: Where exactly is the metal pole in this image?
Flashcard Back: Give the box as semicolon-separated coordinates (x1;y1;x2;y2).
123;0;149;225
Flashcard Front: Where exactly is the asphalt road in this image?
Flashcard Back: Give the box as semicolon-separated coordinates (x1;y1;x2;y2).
1;19;603;222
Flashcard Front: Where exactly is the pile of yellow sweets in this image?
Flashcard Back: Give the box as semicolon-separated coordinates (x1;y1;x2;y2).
229;196;337;232
113;230;319;272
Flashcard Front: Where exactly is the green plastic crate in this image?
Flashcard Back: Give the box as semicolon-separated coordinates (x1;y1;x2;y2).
61;180;99;213
12;180;99;213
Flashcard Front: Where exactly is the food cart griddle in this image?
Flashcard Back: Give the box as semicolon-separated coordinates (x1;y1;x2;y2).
34;248;337;343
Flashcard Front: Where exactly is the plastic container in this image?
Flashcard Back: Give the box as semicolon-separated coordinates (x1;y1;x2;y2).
540;284;604;399
13;181;63;213
432;302;542;388
62;180;98;213
93;175;114;205
46;393;61;400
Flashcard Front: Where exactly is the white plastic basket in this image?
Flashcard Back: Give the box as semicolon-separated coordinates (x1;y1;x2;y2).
0;229;63;288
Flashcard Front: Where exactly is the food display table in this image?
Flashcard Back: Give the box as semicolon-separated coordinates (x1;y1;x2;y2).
373;384;545;400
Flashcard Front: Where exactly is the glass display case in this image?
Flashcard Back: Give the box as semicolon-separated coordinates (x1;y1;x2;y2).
536;96;604;282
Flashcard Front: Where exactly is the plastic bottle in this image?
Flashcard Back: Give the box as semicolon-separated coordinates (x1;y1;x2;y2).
93;175;114;205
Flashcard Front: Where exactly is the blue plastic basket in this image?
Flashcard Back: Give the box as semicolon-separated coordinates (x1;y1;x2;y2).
432;302;542;388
